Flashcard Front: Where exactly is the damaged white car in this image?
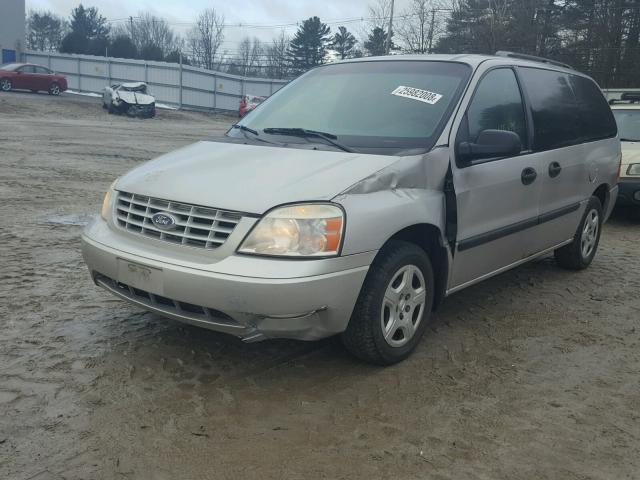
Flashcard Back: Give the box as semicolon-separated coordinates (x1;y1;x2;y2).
102;82;156;118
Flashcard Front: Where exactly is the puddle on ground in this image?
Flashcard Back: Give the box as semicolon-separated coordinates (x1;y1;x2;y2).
39;214;94;226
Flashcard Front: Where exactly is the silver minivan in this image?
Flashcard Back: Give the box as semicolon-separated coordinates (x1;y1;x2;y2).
82;52;620;365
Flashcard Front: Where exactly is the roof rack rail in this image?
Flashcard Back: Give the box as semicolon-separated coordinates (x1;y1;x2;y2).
494;51;573;70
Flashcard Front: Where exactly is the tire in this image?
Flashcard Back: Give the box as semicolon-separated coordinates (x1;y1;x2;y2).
102;102;108;110
0;78;12;92
342;240;435;365
108;103;115;114
48;83;60;95
554;196;603;270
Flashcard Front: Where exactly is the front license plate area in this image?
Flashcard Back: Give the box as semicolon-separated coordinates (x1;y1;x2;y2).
117;259;164;295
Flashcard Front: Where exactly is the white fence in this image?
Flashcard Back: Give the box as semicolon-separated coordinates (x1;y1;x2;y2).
23;51;288;112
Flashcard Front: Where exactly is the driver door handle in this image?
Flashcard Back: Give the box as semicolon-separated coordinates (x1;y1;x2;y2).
521;167;538;185
549;161;562;178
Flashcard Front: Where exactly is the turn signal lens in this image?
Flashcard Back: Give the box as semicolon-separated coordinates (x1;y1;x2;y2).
239;204;344;257
100;180;117;220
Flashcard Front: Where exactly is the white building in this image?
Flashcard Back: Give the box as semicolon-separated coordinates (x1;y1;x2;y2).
0;0;25;64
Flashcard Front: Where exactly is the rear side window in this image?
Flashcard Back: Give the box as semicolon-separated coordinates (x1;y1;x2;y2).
466;68;528;145
568;75;617;141
518;67;579;151
35;66;51;74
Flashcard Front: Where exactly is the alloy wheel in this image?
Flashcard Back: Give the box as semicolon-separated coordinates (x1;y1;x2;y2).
381;264;427;347
581;208;599;259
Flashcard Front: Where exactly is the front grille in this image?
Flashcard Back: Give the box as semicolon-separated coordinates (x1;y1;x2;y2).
95;274;239;327
115;191;242;249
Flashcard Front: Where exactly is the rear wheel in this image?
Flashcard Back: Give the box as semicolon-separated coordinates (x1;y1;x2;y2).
555;196;603;270
0;78;12;92
48;83;60;95
342;240;434;365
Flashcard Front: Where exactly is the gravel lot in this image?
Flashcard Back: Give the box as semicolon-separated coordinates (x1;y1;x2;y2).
1;91;639;480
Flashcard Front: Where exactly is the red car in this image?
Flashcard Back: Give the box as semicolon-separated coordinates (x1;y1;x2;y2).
0;63;67;95
239;94;266;117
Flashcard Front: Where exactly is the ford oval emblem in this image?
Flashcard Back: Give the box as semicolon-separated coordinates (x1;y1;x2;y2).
151;212;177;230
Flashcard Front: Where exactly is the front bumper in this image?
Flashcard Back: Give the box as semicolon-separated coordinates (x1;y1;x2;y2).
81;219;373;342
616;178;640;207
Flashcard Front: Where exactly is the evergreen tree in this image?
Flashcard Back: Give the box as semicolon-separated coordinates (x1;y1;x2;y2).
364;27;393;56
331;26;357;60
288;17;331;75
109;35;137;59
60;4;109;54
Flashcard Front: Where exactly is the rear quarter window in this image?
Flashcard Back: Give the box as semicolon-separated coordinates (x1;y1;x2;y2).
519;67;616;151
568;75;617;141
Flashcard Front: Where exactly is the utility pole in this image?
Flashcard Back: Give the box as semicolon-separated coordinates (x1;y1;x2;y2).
129;16;135;46
385;0;395;55
427;8;436;53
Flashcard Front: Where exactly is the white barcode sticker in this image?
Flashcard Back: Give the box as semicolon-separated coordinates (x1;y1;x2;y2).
391;86;443;105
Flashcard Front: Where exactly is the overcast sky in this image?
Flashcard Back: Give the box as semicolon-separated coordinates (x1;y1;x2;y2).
25;0;413;53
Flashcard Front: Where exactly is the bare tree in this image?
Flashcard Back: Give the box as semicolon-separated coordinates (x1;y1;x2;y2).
359;0;393;43
396;0;440;53
135;13;177;56
237;37;263;76
112;13;178;59
187;8;225;70
265;31;290;79
26;10;67;52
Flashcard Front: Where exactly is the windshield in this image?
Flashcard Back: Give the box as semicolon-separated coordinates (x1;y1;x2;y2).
0;63;21;71
231;60;471;155
613;109;640;141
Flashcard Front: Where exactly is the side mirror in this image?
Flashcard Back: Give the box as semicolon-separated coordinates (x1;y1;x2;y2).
458;129;522;163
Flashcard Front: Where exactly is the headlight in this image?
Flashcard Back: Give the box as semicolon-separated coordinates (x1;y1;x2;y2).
239;204;344;257
627;163;640;176
100;180;118;220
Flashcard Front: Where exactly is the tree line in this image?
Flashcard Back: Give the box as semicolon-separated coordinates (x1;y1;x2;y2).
25;0;640;86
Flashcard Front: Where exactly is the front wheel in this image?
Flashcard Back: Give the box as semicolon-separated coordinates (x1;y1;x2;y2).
0;78;12;92
554;196;603;270
342;240;434;365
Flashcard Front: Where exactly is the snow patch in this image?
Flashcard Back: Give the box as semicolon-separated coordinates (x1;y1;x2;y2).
65;90;102;98
156;103;178;110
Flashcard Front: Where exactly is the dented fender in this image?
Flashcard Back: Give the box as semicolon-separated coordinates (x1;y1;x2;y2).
334;147;452;256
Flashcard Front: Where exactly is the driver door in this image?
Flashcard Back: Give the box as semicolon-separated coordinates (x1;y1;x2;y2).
449;67;543;290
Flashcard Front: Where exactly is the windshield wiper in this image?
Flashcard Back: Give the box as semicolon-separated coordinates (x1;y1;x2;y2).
620;138;639;142
232;124;260;136
262;127;355;153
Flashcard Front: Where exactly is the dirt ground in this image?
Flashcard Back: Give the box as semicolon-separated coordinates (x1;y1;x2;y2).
1;91;639;480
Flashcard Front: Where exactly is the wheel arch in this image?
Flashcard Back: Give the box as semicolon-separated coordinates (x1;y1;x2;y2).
383;223;450;311
592;183;610;211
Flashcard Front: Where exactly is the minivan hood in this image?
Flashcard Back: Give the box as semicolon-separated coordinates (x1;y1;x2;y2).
116;141;400;214
116;91;155;105
621;141;640;165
